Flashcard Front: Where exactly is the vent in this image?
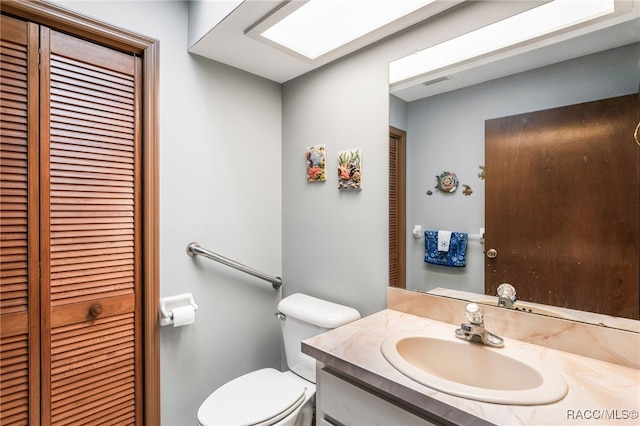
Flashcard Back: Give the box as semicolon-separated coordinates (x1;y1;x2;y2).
422;76;452;86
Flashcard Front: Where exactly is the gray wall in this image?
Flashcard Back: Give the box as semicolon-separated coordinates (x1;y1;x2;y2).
281;52;390;316
54;2;283;425
278;0;541;317
404;43;640;294
389;94;408;131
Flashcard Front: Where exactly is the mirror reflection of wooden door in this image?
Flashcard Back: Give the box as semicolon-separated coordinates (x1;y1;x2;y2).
389;127;406;288
485;94;639;319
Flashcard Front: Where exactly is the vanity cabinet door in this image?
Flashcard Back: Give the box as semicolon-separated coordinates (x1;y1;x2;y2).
316;367;438;426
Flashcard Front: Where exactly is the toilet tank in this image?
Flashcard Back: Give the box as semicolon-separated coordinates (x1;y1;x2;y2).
277;293;360;383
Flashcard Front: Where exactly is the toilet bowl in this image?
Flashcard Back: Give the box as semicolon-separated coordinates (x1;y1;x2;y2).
197;369;314;426
196;293;360;426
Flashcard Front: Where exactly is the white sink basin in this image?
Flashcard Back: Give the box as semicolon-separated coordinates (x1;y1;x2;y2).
381;331;568;405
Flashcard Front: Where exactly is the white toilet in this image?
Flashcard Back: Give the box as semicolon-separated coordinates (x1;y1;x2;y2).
197;293;361;426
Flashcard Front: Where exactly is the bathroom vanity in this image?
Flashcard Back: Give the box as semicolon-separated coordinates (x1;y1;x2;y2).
316;367;438;426
303;289;640;426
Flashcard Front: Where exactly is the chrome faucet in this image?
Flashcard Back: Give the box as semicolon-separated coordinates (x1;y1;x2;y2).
455;303;504;347
497;283;517;309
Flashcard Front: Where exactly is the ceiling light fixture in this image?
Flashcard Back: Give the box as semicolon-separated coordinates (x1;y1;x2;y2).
249;0;437;61
389;0;617;86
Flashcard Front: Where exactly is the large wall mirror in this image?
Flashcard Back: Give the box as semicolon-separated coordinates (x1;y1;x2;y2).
389;19;640;331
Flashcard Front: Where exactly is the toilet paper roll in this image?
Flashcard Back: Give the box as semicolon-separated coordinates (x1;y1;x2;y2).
171;305;196;327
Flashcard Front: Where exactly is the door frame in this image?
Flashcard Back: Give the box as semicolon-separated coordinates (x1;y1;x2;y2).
1;1;161;423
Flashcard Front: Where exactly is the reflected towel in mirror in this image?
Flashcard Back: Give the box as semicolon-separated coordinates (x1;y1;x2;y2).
425;230;468;267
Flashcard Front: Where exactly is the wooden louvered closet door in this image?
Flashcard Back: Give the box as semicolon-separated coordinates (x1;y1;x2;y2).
1;15;143;425
41;28;142;425
0;15;40;426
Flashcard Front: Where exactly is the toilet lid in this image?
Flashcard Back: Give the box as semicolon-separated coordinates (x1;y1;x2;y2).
197;368;306;426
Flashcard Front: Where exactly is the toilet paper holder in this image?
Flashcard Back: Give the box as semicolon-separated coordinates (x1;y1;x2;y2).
159;293;199;327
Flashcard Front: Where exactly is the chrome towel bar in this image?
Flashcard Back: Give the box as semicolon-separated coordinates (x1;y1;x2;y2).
186;242;282;290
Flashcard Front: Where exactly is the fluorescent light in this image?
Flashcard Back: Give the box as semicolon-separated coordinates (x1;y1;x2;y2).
389;0;616;85
260;0;435;60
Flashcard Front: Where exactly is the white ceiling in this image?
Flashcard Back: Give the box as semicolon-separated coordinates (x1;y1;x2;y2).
187;0;464;84
188;0;640;102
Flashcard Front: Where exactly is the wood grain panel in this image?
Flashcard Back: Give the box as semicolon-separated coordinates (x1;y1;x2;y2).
50;294;134;328
0;312;28;339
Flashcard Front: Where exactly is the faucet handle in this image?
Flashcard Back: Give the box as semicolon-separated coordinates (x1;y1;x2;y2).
497;283;517;308
497;283;516;300
464;303;484;324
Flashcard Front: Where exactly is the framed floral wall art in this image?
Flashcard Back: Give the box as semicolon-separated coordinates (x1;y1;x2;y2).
337;148;362;190
306;144;326;182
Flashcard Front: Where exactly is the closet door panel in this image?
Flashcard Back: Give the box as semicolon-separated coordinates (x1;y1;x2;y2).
1;16;28;316
1;14;39;426
48;36;136;303
41;28;141;425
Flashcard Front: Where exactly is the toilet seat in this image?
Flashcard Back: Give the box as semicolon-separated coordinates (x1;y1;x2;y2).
197;368;307;426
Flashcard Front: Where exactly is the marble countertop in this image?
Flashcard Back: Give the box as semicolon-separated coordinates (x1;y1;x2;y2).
303;309;640;426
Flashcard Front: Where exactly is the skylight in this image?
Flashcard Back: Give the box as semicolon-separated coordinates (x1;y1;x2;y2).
256;0;436;60
389;0;617;85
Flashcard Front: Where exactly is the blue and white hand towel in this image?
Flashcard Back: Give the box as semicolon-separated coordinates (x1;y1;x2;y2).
424;230;468;267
